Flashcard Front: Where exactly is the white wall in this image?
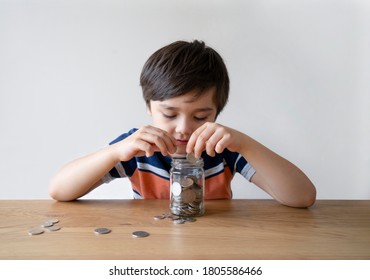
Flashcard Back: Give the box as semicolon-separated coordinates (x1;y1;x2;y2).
1;0;369;200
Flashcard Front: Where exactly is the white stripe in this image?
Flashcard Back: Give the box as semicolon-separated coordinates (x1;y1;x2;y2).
137;162;170;179
102;172;114;184
132;192;143;199
204;162;224;178
240;163;256;182
115;162;127;177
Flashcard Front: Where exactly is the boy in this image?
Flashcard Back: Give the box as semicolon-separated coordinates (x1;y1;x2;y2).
49;40;316;207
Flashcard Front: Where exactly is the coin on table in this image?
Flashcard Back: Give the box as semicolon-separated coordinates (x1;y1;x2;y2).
184;217;197;222
186;153;198;163
47;225;61;231
41;221;54;228
94;227;111;235
172;182;182;196
173;219;185;224
46;218;59;224
132;231;149;238
28;229;44;236
153;214;166;220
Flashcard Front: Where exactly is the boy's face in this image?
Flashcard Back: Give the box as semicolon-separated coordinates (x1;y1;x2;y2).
148;88;217;156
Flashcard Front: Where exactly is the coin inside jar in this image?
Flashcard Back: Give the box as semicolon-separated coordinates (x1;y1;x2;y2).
170;157;204;217
181;188;196;204
181;177;194;188
171;182;182;196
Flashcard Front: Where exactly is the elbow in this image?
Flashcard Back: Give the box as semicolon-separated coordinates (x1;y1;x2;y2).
283;183;317;208
297;189;316;208
301;181;317;208
48;179;59;201
305;185;317;207
48;178;75;202
49;188;63;202
48;184;64;202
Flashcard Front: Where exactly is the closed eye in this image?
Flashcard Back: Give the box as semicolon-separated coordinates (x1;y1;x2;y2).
194;116;208;121
163;114;176;119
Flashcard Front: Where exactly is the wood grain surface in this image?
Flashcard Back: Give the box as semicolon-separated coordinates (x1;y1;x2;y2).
0;199;369;259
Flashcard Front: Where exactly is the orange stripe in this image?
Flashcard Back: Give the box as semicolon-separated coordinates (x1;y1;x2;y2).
128;167;234;199
130;170;170;199
205;167;233;199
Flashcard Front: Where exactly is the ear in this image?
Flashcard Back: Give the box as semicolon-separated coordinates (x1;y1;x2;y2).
146;105;152;116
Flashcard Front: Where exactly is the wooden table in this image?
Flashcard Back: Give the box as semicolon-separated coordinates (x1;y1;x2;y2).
0;199;369;260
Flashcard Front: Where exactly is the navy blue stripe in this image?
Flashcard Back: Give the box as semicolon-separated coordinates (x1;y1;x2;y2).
107;129;250;180
137;168;170;181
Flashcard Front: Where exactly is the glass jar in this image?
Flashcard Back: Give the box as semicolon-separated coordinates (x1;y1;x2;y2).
170;157;205;217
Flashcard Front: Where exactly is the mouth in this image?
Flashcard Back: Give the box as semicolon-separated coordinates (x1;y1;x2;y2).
175;139;188;146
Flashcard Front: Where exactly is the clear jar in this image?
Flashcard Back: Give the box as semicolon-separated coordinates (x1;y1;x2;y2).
170;157;205;217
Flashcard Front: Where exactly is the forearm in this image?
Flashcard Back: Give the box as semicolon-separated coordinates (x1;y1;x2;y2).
239;134;316;207
49;145;119;201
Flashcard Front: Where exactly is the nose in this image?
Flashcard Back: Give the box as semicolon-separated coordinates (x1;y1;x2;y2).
175;116;193;136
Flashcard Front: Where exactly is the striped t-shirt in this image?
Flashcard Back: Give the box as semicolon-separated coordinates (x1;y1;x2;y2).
102;128;256;199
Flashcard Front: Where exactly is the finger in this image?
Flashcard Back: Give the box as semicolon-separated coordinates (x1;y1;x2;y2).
137;126;177;155
160;132;177;154
141;132;171;156
205;128;228;156
205;141;216;157
132;139;156;157
214;134;232;154
186;124;207;154
186;123;208;153
193;125;218;158
147;126;177;154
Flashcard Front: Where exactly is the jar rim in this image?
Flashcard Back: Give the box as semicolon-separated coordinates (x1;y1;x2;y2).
171;157;204;167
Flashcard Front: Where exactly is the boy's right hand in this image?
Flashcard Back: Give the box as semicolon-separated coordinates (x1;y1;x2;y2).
113;125;177;161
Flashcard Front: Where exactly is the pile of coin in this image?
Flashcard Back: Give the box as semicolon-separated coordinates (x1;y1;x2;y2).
154;213;197;224
28;219;61;236
170;176;203;217
169;153;204;217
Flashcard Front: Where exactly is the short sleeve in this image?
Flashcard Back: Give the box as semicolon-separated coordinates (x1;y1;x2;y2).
224;151;256;182
101;128;138;183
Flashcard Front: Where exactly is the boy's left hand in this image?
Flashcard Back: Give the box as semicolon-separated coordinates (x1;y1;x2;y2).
186;122;244;158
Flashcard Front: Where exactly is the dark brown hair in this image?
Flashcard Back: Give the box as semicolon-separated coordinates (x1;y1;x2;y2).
140;40;229;117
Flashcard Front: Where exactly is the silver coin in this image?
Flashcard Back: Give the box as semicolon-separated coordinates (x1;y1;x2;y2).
170;214;181;220
173;219;185;224
132;231;149;238
153;214;166;220
47;218;59;224
28;229;44;236
184;217;197;222
47;225;61;231
94;227;111;235
186;153;198;163
172;182;182;196
181;188;196;204
181;177;194;188
41;221;54;228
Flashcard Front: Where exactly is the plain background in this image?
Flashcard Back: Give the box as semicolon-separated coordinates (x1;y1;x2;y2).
1;0;369;200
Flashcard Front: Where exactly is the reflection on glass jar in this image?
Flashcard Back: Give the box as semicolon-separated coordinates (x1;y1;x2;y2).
170;157;205;217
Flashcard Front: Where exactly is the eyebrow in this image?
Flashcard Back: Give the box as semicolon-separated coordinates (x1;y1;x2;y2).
159;104;214;112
